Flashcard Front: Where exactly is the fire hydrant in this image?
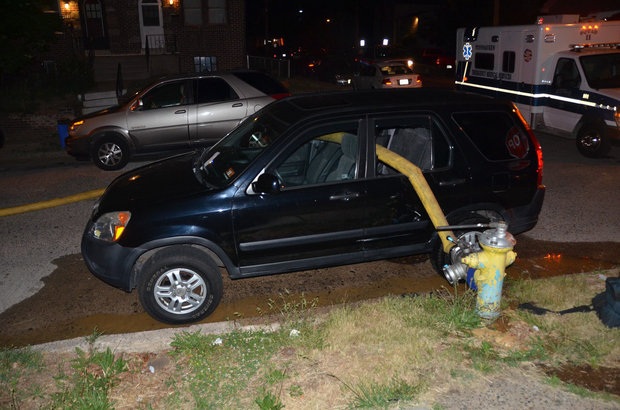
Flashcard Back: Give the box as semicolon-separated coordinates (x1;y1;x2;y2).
461;222;516;321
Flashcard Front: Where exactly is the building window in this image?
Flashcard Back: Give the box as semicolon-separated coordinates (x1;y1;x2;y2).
141;0;160;26
195;56;218;72
85;1;102;18
184;0;202;25
208;0;227;24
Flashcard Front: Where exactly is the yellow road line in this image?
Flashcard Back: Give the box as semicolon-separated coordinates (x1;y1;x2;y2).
0;188;105;217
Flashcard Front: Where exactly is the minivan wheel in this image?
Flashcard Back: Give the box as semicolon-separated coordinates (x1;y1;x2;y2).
92;136;130;170
138;246;223;324
430;214;490;277
576;122;610;158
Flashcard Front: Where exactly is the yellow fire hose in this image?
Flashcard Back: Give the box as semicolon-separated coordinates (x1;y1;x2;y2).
320;133;456;253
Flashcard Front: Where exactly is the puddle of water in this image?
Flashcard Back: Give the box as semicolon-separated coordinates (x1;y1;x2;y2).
510;253;618;280
1;238;618;348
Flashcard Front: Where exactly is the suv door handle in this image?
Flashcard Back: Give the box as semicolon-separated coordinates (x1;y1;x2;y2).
174;110;186;114
232;103;243;107
438;178;466;187
329;192;360;201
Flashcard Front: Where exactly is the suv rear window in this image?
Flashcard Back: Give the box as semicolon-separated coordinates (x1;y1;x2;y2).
231;72;288;95
452;111;530;160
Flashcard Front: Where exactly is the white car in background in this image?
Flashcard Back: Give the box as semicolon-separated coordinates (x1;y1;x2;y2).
352;62;422;90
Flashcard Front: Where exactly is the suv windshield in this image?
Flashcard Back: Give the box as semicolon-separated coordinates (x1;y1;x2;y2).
580;52;620;89
194;112;289;188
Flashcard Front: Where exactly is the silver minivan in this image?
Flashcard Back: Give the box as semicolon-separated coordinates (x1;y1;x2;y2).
66;71;289;170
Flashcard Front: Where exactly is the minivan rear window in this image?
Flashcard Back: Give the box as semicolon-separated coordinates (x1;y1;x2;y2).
452;111;530;160
231;72;289;96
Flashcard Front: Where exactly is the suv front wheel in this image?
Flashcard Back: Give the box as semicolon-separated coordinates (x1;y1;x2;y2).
138;246;224;324
92;136;130;170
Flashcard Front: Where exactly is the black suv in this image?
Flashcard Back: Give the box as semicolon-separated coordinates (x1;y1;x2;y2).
82;89;545;324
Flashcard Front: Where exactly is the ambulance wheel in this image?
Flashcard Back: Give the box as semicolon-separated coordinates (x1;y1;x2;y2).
576;122;610;158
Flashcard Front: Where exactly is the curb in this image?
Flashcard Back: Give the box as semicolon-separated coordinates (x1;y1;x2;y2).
31;320;282;354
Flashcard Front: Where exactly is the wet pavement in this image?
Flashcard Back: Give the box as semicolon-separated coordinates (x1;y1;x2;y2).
1;235;618;348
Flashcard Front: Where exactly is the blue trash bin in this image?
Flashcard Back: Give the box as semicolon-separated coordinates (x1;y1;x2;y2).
57;121;69;149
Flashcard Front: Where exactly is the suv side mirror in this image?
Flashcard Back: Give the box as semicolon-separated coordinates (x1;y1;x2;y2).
252;173;280;194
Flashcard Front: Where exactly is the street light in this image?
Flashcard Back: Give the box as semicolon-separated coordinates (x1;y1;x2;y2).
360;39;366;47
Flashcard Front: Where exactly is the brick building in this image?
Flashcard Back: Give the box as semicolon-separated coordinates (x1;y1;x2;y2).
55;0;246;83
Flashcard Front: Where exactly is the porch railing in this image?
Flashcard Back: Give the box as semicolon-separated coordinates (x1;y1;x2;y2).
145;34;178;55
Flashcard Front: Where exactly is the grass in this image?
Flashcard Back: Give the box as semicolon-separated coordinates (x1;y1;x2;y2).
1;271;619;408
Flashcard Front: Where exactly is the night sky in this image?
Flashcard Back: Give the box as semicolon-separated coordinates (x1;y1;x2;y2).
245;0;619;56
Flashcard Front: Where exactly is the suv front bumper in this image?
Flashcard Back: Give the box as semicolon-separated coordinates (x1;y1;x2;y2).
81;221;142;291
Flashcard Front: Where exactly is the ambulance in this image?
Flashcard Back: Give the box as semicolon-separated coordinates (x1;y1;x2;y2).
455;19;620;157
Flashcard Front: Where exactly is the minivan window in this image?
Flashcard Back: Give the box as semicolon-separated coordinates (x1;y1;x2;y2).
197;77;239;103
452;111;530;160
141;81;187;109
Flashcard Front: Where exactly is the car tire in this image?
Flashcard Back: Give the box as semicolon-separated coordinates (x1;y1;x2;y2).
91;136;130;170
576;122;610;158
138;246;223;324
430;213;490;276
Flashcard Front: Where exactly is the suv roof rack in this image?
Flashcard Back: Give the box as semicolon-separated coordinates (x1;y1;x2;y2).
569;42;620;51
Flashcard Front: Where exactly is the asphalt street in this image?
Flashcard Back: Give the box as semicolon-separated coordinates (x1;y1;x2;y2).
0;132;619;316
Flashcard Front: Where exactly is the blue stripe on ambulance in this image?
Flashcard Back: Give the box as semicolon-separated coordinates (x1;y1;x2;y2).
455;78;617;122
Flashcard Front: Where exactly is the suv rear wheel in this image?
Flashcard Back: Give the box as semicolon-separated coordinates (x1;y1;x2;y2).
138;246;223;324
92;136;130;170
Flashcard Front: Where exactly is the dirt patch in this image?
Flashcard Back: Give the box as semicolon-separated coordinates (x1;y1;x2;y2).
540;364;620;396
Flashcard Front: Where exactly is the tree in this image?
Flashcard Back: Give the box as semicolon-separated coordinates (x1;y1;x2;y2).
0;0;61;78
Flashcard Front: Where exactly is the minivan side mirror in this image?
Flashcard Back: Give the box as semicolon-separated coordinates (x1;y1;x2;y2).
131;99;144;111
252;173;280;194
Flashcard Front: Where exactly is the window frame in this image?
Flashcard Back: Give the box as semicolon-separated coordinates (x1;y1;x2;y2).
263;119;366;191
368;113;454;177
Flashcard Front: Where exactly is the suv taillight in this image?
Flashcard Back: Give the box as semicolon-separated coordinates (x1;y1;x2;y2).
529;128;544;186
512;104;543;186
382;78;392;85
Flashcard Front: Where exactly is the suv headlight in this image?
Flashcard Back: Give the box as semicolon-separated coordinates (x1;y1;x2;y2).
90;211;131;242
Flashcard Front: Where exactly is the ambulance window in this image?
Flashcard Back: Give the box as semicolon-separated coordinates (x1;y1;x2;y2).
452;111;530;161
502;51;515;73
475;53;494;70
553;58;581;89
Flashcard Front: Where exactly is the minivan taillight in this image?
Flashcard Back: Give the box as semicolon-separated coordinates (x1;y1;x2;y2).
270;93;290;100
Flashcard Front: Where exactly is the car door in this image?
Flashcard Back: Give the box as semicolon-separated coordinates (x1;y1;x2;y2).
232;119;368;273
363;114;472;254
126;79;191;151
544;58;583;132
191;77;248;146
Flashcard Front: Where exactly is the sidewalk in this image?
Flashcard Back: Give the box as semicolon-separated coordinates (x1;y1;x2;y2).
0;111;79;172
